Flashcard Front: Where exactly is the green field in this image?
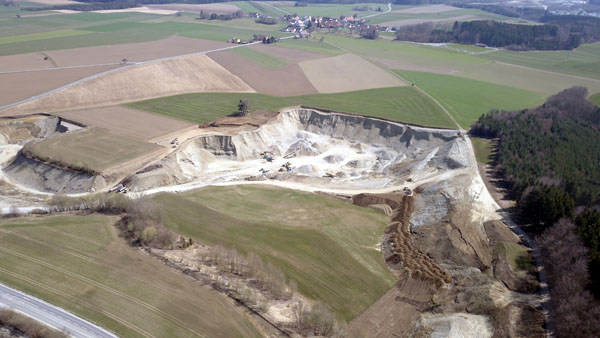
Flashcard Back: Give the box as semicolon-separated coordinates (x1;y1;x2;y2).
471;137;494;164
0;215;262;338
397;70;545;128
0;13;288;55
278;37;344;55
478;42;600;80
126;86;455;128
368;7;515;25
154;185;395;320
0;29;92;45
591;92;600;106
231;47;288;67
321;34;600;96
24;128;161;173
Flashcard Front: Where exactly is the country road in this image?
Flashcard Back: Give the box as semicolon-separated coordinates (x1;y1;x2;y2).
0;283;117;338
362;3;392;19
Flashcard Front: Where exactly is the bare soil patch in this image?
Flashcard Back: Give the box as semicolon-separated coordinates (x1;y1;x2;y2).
394;4;458;14
2;54;254;115
92;7;178;15
350;277;435;337
210;50;317;96
57;106;194;141
248;44;328;63
0;53;55;73
299;53;406;93
0;65;120;110
44;36;229;68
148;3;242;14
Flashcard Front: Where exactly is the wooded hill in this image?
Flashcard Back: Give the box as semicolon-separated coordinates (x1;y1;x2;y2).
395;19;599;50
471;87;600;337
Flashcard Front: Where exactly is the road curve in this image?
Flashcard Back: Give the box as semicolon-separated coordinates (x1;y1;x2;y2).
0;282;117;338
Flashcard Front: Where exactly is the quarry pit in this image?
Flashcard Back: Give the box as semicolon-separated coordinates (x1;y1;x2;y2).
0;109;546;337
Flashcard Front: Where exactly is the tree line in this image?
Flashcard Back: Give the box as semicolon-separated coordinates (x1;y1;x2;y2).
470;87;600;337
395;19;594;50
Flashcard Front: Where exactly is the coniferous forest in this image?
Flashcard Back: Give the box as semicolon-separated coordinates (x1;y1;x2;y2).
471;87;600;337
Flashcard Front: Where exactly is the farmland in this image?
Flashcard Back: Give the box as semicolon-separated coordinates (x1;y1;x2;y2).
397;70;545;128
231;47;288;68
153;185;396;321
126;86;455;128
321;34;600;96
478;42;600;80
299;53;406;93
23;128;162;173
57;106;193;141
0;214;262;338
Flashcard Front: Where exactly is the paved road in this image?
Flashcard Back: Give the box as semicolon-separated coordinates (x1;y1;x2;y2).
0;283;117;338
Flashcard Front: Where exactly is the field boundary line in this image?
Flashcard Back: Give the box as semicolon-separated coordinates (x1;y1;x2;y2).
0;244;207;338
255;1;291;15
0;227;214;322
41;226;105;247
0;267;154;338
0;35;294;113
322;38;462;130
494;61;600;83
0;63;124;75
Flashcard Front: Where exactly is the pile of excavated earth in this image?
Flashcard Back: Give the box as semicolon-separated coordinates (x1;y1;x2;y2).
0;108;546;337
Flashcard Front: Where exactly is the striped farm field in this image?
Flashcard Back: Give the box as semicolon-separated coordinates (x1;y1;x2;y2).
126;86;456;128
0;214;262;338
397;70;545;128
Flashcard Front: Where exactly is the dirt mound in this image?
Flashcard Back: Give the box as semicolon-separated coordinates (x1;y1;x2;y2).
355;193;452;287
0;115;59;145
3;54;254;115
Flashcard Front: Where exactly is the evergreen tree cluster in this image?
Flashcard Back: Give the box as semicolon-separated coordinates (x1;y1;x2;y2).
471;87;600;295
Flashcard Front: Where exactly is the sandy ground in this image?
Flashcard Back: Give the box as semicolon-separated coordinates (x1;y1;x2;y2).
92;7;178;15
147;3;242;14
0;65;120;109
57;106;194;141
2;54;254;115
394;4;458;14
209;50;318;96
380;15;474;28
299;53;407;93
248;44;328;63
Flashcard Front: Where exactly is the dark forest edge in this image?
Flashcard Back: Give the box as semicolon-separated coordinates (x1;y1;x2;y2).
395;17;600;50
470;87;600;337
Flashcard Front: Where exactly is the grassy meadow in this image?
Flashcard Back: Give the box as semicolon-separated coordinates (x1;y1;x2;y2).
397;70;545;128
471;137;494;164
0;215;261;338
24;128;161;173
153;185;396;321
591;93;600;106
126;86;456;128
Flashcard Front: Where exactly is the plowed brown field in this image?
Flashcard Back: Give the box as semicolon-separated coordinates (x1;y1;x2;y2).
2;54;254;115
0;65;121;108
210;50;318;96
147;3;242;14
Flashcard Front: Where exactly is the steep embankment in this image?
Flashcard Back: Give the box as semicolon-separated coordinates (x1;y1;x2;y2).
128;109;470;192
